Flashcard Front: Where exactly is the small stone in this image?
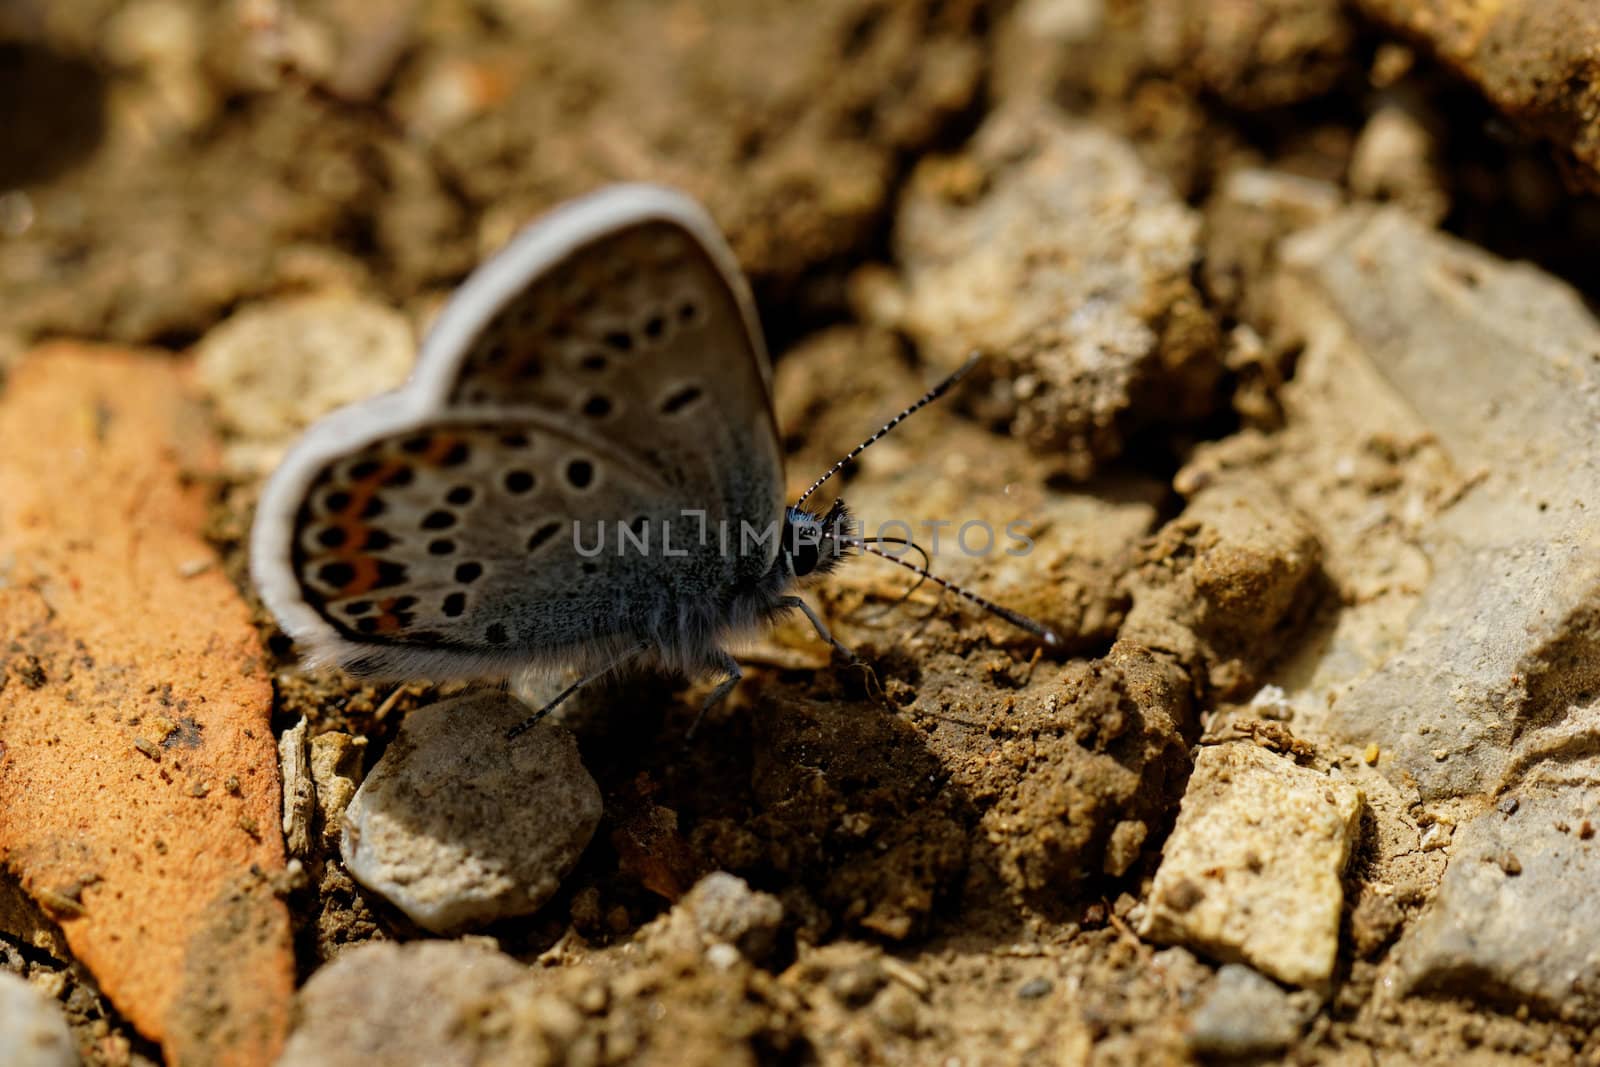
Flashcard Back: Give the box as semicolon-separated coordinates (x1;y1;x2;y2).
279;941;526;1067
308;731;366;849
1141;742;1363;988
0;971;78;1067
341;691;602;933
1496;795;1519;816
1120;483;1323;699
1186;964;1313;1059
1364;743;1381;765
704;942;741;972
1017;977;1053;1000
1348;94;1449;224
1419;822;1452;852
879;957;931;998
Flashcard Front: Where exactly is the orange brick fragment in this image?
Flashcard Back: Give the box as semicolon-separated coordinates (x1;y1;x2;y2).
0;344;292;1066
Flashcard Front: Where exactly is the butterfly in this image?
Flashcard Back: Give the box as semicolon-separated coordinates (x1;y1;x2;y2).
250;184;1057;738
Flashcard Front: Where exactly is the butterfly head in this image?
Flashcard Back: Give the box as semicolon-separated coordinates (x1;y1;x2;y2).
780;499;856;581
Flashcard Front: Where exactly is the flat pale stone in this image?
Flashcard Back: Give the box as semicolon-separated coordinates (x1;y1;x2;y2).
341;691;602;933
0;345;293;1065
1141;742;1363;988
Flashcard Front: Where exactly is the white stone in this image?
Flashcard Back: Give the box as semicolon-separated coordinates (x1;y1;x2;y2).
0;971;78;1067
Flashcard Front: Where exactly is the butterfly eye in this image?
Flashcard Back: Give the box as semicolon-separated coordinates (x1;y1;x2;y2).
789;539;821;577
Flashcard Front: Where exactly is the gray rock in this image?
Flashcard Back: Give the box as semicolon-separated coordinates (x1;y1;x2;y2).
0;970;78;1067
884;102;1221;479
277;941;525;1067
1277;207;1600;802
1141;742;1363;989
341;691;602;932
1187;964;1315;1059
1398;714;1600;1022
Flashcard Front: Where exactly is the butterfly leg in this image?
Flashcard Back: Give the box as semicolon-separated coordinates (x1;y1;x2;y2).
506;641;650;740
686;649;744;740
776;595;858;664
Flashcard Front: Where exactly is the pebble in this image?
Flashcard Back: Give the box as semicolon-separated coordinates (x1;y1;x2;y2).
641;872;786;967
341;691;602;933
194;293;413;474
308;731;366;850
278;941;526;1067
1141;742;1363;988
1017;977;1053;1000
1186;964;1314;1059
0;972;78;1067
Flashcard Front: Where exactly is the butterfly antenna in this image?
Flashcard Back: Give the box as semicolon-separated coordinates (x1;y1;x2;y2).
852;536;932;620
846;540;1061;647
795;353;982;507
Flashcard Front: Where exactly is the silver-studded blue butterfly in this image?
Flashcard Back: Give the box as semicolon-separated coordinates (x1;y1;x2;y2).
250;185;1057;737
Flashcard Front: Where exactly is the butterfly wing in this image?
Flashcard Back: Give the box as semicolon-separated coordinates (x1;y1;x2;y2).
251;185;785;679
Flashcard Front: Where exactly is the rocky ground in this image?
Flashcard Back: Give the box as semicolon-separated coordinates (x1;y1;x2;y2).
3;1;1600;1064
